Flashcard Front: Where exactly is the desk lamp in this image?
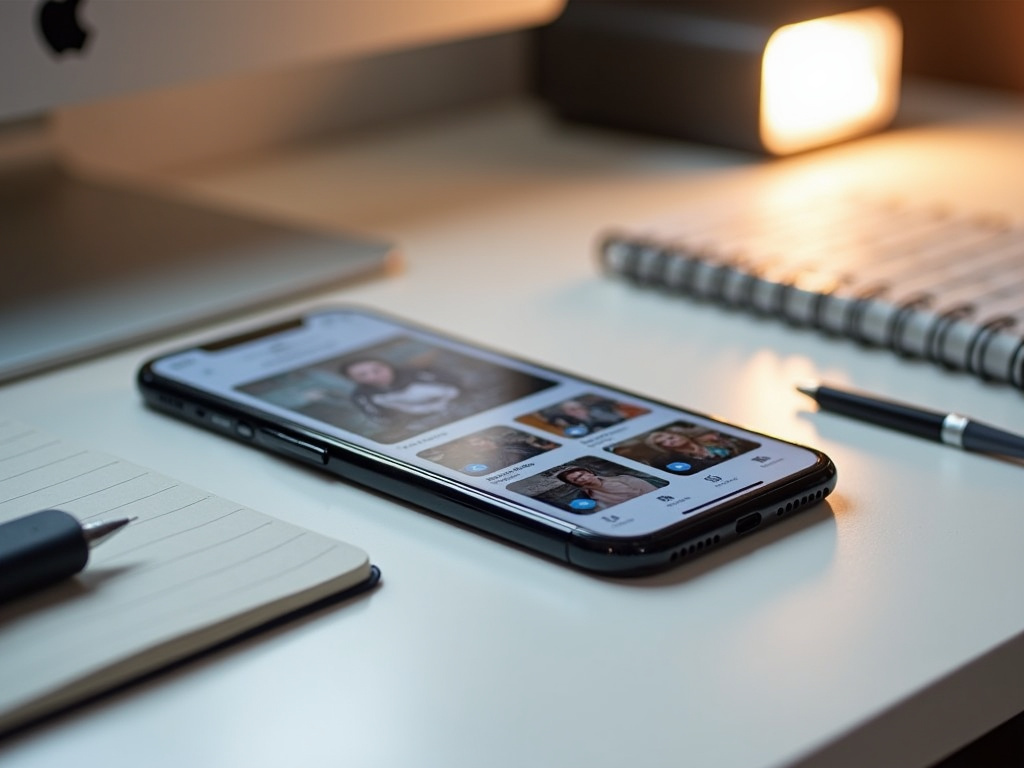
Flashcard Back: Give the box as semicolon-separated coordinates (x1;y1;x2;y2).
536;1;903;155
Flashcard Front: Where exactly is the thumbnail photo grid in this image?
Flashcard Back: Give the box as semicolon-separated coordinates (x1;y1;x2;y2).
240;340;758;519
237;336;557;444
412;390;665;486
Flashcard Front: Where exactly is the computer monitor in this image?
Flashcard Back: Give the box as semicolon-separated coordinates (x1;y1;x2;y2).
0;0;563;381
1;0;563;121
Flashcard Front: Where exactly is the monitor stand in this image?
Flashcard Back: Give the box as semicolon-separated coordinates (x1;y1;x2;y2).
2;158;394;383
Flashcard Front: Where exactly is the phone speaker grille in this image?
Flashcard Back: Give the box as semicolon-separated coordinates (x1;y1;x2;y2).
775;486;829;518
670;534;721;562
668;484;831;563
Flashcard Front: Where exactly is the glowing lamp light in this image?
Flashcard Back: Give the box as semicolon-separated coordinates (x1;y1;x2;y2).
760;8;902;154
537;2;905;156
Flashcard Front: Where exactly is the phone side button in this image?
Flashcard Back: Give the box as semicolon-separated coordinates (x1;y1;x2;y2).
259;429;329;466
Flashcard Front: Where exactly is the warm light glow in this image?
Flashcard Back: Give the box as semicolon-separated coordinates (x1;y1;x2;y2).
760;7;901;155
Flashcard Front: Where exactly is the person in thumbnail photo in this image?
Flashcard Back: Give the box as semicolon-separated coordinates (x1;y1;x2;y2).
517;393;649;438
238;336;556;443
645;427;753;461
342;357;461;423
607;421;759;474
555;465;659;509
506;456;667;513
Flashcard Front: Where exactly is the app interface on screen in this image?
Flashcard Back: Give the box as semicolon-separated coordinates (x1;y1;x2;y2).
154;311;819;537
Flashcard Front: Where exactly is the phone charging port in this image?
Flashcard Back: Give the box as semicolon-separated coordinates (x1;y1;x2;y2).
735;512;762;535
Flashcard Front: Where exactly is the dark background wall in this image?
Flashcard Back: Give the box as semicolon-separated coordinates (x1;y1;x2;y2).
888;0;1024;92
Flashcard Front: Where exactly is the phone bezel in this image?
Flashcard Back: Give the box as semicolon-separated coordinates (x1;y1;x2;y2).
137;306;837;575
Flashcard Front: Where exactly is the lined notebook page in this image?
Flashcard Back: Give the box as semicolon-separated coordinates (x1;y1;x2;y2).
0;420;371;733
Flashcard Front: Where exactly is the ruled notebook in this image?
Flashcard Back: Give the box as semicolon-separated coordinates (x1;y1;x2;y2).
0;420;374;734
600;194;1024;389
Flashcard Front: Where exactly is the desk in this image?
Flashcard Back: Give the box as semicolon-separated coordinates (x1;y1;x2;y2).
2;82;1024;768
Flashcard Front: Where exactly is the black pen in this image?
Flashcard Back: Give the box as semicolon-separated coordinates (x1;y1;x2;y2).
0;509;134;603
797;382;1024;460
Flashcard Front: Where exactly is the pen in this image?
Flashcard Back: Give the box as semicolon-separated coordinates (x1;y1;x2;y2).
0;509;134;603
797;383;1024;459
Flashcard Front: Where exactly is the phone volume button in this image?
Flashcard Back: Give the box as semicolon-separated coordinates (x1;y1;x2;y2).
259;429;329;466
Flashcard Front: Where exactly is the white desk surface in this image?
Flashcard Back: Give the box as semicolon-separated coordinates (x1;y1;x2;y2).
3;82;1024;768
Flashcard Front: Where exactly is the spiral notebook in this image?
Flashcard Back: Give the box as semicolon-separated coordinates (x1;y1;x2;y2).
0;420;378;735
600;193;1024;389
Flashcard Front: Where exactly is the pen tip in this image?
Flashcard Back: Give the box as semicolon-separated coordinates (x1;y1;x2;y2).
82;517;134;548
796;383;818;398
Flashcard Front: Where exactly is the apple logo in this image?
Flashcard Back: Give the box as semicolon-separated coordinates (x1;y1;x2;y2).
37;0;92;56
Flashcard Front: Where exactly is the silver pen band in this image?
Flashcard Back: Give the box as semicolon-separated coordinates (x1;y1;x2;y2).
940;413;970;448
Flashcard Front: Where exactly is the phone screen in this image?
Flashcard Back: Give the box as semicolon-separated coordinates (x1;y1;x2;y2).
151;309;820;538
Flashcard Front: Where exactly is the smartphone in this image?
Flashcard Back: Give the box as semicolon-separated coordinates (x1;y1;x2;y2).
137;307;836;575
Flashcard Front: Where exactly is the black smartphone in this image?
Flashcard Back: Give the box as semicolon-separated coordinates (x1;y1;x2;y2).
137;307;836;575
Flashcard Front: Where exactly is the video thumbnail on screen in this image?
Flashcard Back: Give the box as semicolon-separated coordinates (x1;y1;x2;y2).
238;336;557;443
515;393;649;438
605;421;759;475
418;426;560;475
506;455;668;514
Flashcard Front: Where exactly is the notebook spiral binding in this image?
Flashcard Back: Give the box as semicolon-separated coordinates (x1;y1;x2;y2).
600;196;1024;391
